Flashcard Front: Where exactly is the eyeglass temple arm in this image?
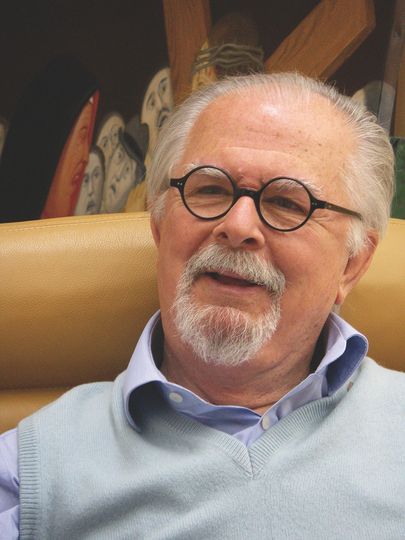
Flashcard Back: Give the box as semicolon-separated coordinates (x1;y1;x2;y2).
314;200;362;220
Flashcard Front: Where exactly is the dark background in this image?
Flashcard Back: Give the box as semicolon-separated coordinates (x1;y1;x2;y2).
0;0;395;135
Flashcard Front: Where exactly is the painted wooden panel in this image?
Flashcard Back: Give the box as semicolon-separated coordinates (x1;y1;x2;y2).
265;0;375;79
163;0;211;104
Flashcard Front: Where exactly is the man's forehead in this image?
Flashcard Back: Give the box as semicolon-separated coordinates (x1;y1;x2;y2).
197;88;341;128
177;89;353;189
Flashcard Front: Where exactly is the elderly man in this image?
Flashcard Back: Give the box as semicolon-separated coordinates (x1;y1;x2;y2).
0;73;404;539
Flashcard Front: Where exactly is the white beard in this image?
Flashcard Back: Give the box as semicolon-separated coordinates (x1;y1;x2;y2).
172;244;285;367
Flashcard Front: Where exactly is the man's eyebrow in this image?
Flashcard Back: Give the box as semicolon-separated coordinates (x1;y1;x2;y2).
175;163;224;178
294;177;325;199
181;162;202;175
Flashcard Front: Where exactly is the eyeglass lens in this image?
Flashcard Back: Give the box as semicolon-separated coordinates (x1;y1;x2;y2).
183;167;312;230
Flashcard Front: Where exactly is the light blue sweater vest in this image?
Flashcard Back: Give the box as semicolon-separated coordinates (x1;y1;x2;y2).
18;358;405;539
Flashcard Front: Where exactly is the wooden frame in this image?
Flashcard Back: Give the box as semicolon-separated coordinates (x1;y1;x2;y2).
164;0;375;104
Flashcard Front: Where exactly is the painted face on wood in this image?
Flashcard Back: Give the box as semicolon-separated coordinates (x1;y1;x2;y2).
41;93;98;218
141;68;173;157
96;113;125;172
74;148;105;215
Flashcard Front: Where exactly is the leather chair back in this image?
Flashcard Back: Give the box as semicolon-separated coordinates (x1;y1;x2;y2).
1;213;158;432
1;214;404;433
341;218;405;371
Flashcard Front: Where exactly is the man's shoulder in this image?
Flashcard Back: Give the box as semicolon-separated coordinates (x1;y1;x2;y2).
19;373;125;432
355;357;405;408
360;356;405;385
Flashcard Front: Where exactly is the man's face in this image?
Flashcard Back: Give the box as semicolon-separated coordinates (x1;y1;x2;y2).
141;68;173;153
74;150;104;215
103;141;137;212
152;90;372;365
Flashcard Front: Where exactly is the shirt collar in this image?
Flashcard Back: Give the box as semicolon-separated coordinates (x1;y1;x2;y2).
322;312;368;394
123;312;164;429
123;310;368;429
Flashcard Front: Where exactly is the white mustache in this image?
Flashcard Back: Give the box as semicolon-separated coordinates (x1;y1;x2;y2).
180;243;286;297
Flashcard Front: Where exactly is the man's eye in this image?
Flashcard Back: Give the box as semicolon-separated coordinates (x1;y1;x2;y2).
187;183;232;199
264;196;306;214
196;185;229;195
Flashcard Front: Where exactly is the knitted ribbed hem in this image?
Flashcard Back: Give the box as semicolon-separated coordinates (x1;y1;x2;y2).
249;385;348;473
18;415;41;539
163;407;255;474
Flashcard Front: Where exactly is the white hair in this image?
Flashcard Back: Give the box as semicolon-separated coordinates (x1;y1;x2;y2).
147;72;394;255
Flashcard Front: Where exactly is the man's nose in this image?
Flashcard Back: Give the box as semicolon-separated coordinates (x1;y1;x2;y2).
212;196;266;250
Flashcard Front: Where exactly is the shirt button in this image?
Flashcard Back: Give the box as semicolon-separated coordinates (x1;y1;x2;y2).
169;391;183;403
261;415;271;430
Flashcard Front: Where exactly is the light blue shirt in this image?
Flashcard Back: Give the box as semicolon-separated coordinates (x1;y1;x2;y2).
0;311;367;538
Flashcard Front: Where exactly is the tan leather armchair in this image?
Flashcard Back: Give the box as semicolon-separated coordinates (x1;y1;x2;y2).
1;213;404;433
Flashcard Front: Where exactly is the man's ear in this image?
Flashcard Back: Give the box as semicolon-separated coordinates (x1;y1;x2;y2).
150;215;161;247
335;230;378;306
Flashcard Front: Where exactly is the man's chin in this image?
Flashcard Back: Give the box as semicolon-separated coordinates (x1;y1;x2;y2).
173;294;281;367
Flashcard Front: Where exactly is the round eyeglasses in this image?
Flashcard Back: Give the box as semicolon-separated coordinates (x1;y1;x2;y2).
170;165;362;232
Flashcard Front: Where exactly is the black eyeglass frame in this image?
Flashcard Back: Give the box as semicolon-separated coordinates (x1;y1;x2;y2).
169;165;363;232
